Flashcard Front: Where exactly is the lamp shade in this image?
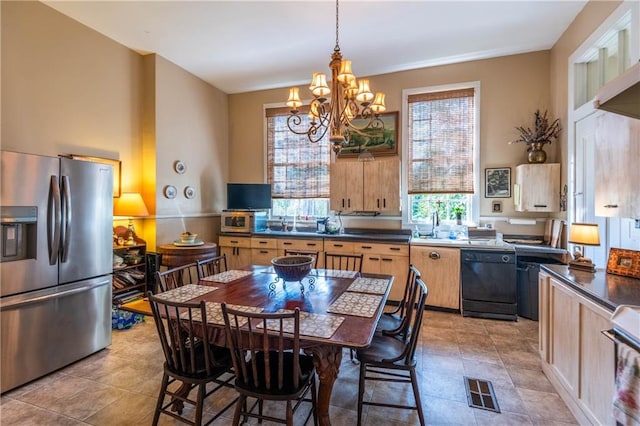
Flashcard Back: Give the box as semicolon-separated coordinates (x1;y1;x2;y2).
113;193;149;218
568;223;600;246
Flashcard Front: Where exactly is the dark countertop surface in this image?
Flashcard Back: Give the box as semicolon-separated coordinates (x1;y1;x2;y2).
541;264;640;311
240;228;412;244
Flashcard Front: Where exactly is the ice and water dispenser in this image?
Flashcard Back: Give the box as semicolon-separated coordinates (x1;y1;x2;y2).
1;206;37;263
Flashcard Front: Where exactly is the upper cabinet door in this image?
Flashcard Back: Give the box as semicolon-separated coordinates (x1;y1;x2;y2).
363;158;401;212
514;164;561;212
594;113;640;218
330;161;364;212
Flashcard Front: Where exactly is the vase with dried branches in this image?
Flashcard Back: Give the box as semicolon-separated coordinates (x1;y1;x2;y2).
510;110;561;163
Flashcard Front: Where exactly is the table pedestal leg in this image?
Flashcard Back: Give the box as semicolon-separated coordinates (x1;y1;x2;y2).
306;345;343;426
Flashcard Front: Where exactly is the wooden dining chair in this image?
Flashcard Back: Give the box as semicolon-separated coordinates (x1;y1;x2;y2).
155;262;199;293
324;251;364;362
148;294;236;426
221;304;318;426
196;254;228;279
356;278;428;426
376;264;421;339
323;252;363;272
284;249;320;268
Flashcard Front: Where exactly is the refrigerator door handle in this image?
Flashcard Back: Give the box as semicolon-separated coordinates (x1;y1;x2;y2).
0;283;105;310
47;175;62;265
60;175;71;263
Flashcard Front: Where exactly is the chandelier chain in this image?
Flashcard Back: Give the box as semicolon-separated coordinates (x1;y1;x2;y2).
334;0;340;52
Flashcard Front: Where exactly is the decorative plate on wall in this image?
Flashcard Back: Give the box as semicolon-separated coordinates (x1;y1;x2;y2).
163;185;177;199
174;161;186;174
184;186;196;199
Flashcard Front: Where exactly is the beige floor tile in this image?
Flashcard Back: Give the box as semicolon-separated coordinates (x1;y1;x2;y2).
1;311;578;426
517;388;579;425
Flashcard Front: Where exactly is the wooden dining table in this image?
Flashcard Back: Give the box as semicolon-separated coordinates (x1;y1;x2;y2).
163;265;393;426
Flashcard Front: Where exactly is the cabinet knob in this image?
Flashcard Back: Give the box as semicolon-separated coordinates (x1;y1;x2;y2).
429;251;441;260
604;204;619;208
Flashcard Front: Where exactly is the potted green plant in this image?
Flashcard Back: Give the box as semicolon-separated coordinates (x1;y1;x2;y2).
510;110;561;163
453;206;464;225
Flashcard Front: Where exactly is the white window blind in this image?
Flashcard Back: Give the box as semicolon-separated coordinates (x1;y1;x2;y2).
407;88;475;194
266;107;331;198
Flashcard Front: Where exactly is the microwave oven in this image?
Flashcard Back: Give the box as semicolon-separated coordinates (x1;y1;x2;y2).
221;211;267;233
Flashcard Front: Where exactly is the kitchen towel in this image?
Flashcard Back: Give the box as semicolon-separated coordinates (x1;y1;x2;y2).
612;341;640;426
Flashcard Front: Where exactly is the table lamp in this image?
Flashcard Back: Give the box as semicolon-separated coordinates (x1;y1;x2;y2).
113;192;149;245
568;223;600;272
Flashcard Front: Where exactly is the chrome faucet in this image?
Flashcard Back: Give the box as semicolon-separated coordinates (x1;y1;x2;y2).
432;211;440;236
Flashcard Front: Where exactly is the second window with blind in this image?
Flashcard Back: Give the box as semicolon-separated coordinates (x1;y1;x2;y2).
404;84;479;225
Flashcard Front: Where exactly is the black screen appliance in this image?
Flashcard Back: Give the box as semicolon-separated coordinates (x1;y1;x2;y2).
227;183;272;210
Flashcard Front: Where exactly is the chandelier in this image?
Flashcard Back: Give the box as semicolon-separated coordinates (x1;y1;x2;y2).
286;0;386;154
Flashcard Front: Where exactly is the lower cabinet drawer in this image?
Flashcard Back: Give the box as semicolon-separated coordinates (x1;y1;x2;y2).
251;248;278;266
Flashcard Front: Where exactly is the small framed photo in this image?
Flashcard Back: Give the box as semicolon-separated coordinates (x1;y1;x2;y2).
606;248;640;279
492;201;503;213
485;167;511;198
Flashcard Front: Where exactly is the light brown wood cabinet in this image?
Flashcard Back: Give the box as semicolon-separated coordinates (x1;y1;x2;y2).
363;159;401;211
594;112;640;218
330;158;400;213
219;236;252;269
356;242;409;301
410;245;460;310
538;270;615;425
276;238;324;267
330;161;364;211
250;237;278;266
514;163;560;212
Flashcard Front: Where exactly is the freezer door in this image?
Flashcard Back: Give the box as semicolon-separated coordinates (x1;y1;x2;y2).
0;276;112;393
1;151;60;297
59;157;113;285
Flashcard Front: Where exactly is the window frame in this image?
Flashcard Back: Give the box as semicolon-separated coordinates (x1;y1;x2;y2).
401;81;481;227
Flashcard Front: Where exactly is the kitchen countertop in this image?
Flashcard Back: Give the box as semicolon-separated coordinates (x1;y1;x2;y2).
542;264;640;311
240;228;412;244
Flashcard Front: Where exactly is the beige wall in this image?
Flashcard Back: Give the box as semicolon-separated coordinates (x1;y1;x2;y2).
1;0;144;190
1;1;229;250
229;51;552;220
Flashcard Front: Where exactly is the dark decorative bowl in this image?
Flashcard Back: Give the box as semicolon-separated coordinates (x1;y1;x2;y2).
271;256;314;282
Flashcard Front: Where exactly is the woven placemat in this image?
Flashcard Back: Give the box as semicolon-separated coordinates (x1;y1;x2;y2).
326;292;383;317
201;270;253;283
180;302;263;326
346;277;389;294
257;309;345;339
154;284;217;303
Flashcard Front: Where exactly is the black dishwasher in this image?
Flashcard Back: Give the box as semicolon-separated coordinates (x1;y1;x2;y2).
461;249;517;321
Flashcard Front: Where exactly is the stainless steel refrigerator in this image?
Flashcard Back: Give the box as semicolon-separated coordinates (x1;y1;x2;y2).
1;150;113;393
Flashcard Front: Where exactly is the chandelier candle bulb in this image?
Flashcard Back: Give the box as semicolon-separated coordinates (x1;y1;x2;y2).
287;87;302;110
356;79;373;103
371;93;386;113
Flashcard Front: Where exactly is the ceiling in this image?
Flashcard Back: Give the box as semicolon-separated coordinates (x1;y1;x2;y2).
42;1;588;94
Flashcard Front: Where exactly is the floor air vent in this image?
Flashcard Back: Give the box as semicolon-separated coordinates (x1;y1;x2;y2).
464;376;501;413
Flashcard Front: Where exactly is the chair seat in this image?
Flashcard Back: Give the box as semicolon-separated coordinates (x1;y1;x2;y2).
235;351;315;398
357;332;415;367
376;313;402;333
167;345;233;381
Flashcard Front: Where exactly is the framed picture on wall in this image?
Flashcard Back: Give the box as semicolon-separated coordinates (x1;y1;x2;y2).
485;167;511;198
338;111;399;158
